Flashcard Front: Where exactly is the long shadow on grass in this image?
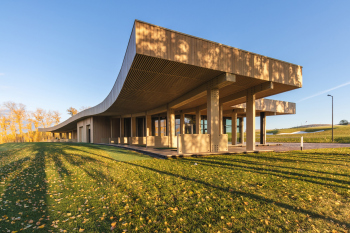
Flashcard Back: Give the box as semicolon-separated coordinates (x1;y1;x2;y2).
0;143;49;232
121;161;350;228
194;157;350;187
213;156;350;178
269;150;350;163
74;143;151;161
0;143;30;152
180;158;350;190
231;153;349;167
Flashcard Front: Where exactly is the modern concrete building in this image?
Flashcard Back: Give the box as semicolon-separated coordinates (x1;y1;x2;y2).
39;20;302;154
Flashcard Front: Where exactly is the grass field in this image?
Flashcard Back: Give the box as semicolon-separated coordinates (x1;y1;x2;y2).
1;143;350;232
265;125;350;143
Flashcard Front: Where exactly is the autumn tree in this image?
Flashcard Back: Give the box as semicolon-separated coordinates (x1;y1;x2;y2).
32;108;46;142
0;102;61;143
0;115;10;143
67;107;78;116
52;110;61;125
4;102;27;142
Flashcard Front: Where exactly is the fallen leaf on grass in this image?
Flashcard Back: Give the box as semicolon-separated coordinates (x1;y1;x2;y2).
111;222;117;230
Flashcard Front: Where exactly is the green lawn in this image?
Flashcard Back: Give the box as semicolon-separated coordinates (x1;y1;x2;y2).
265;125;350;143
1;143;350;232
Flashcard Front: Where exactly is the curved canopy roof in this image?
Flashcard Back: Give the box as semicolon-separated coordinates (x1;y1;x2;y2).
40;20;302;132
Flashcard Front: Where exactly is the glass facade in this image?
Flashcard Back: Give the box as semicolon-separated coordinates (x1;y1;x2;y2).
152;117;167;136
185;115;196;134
175;115;197;134
160;117;167;136
175;116;180;135
201;116;207;134
139;115;241;139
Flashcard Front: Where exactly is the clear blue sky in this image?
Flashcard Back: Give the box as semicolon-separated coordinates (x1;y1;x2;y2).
1;0;350;129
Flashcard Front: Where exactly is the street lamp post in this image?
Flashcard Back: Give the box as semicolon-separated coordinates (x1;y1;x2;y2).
327;94;333;142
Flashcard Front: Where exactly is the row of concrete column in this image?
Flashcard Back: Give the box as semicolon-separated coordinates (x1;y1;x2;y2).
114;88;266;151
53;131;76;140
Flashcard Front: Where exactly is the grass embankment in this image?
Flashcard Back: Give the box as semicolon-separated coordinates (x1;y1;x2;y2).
265;125;350;143
1;143;350;232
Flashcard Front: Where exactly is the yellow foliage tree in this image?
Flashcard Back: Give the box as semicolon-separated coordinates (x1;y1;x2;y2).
67;107;78;116
0;102;61;143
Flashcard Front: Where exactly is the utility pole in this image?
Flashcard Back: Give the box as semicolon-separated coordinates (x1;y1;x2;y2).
327;94;334;142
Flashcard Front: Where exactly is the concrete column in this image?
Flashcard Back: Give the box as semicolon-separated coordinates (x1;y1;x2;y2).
239;117;244;144
146;114;152;136
131;116;137;137
180;113;185;134
196;108;201;134
219;103;223;134
110;118;113;138
207;88;220;152
146;114;152;148
231;112;237;145
246;89;256;151
120;118;124;142
260;112;266;145
158;117;161;136
167;107;175;147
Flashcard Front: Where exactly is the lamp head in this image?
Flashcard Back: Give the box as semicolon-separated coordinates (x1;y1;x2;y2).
327;94;332;97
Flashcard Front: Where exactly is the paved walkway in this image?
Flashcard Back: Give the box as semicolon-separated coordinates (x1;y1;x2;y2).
100;142;350;159
259;142;350;152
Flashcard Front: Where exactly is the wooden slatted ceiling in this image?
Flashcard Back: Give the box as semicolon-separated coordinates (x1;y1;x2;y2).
135;20;302;88
40;20;302;133
103;54;223;114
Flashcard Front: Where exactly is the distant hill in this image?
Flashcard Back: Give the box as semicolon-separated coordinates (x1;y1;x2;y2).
292;124;332;128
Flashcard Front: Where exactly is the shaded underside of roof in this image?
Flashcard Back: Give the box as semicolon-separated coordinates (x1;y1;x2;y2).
39;20;302;132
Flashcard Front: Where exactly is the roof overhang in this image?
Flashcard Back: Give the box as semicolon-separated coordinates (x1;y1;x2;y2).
39;20;302;133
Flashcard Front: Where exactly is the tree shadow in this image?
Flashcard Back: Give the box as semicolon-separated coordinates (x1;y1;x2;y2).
120;161;350;229
0;143;48;232
231;153;349;167
198;155;350;179
178;158;350;189
0;143;30;152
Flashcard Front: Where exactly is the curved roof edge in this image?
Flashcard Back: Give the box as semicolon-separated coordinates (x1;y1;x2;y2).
39;22;137;132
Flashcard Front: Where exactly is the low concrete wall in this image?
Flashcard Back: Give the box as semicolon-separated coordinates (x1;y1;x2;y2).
177;134;210;154
130;137;146;145
177;134;228;154
146;136;155;147
155;136;169;148
58;139;77;143
110;138;119;144
119;137;129;144
219;134;228;152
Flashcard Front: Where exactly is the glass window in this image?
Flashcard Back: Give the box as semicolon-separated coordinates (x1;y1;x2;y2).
201;116;207;134
175;116;180;135
160;117;167;136
185;115;196;134
152;117;158;136
224;117;232;142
